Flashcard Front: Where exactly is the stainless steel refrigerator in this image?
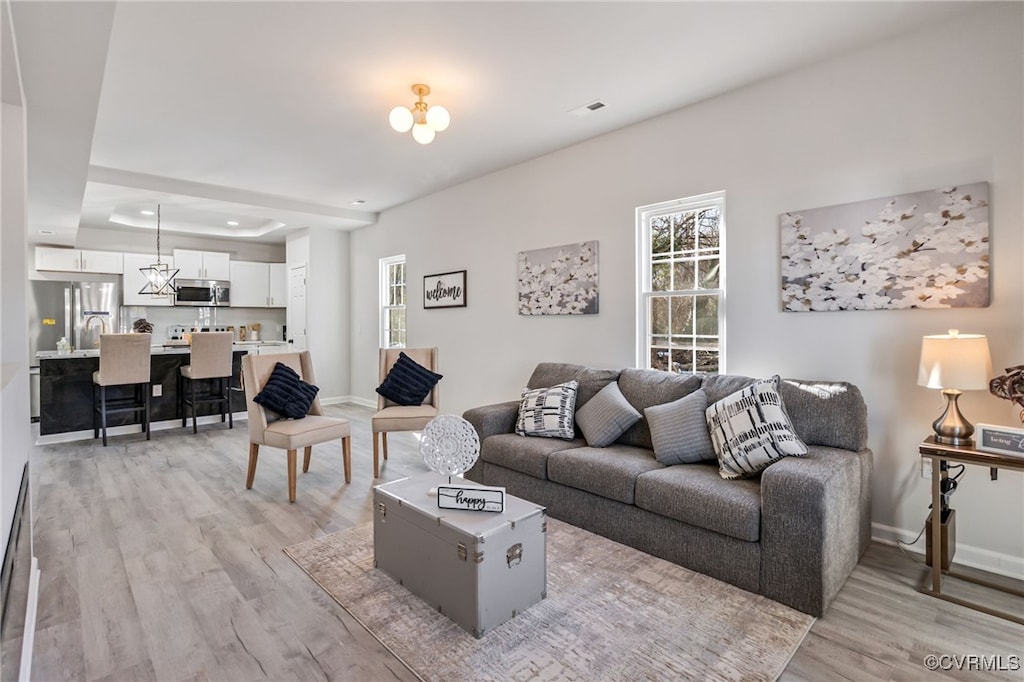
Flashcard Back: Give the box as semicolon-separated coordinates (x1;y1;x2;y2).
28;280;121;419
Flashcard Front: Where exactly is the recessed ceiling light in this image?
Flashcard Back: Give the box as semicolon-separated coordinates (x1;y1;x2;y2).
39;229;53;235
140;209;155;216
351;199;366;205
227;220;239;226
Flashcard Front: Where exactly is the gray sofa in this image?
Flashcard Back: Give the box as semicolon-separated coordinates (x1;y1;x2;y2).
463;362;873;617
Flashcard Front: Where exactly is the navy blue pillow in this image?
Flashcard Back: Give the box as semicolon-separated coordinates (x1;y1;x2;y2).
376;352;442;406
254;362;319;419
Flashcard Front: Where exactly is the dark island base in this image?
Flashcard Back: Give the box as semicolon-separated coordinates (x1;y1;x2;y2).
40;351;248;436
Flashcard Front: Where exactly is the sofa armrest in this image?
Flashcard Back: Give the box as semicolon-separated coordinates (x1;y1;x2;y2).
463;401;520;441
759;446;871;616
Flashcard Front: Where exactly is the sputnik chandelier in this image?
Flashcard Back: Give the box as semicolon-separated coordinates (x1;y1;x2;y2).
388;84;450;144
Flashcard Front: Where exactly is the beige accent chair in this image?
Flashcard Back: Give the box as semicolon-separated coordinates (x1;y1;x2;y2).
93;333;152;446
371;347;439;478
180;331;234;433
241;351;351;502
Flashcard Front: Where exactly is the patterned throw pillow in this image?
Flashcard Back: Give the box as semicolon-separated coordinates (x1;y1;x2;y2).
254;362;320;420
516;380;579;440
575;381;641;447
645;388;716;465
705;376;807;479
376;352;443;406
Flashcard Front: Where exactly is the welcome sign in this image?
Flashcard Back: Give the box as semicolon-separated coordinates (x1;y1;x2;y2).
423;270;467;309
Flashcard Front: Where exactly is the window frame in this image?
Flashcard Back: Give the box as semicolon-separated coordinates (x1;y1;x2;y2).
379;254;407;349
635;191;726;373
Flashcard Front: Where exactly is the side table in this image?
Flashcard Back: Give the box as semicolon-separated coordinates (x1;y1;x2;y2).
919;435;1024;625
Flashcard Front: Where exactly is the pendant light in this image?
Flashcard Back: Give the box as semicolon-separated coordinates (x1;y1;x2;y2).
139;204;179;296
389;84;450;144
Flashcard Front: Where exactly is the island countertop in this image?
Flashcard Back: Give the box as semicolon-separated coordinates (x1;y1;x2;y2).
36;341;287;360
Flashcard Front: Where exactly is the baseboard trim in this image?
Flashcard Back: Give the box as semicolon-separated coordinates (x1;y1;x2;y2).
872;521;1024;581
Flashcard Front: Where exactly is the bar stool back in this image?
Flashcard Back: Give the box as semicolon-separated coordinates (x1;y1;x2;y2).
93;333;152;446
180;332;234;433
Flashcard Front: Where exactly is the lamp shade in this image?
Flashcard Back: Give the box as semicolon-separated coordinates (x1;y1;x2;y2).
389;106;414;133
411;123;436;145
917;329;993;390
425;105;450;132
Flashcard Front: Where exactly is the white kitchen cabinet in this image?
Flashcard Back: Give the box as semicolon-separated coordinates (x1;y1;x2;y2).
35;247;123;274
229;260;287;307
122;253;175;306
172;249;231;280
268;263;287;307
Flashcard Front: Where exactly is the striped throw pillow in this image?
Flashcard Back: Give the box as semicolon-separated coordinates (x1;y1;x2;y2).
706;376;807;479
575;381;641;447
646;388;716;465
516;380;579;440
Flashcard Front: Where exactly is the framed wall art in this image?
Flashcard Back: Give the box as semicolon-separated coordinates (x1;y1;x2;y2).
423;270;467;309
780;182;989;312
517;240;599;315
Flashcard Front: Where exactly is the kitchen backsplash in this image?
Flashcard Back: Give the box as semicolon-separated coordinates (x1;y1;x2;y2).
122;306;286;342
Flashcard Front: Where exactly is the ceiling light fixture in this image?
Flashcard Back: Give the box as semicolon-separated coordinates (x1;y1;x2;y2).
139;204;179;297
389;83;450;144
140;209;155;216
227;220;239;226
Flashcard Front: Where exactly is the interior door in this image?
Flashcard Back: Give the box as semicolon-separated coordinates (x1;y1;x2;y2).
287;265;307;350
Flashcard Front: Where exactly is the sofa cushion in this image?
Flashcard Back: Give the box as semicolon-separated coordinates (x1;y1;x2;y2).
635;465;762;542
574;367;622;408
480;433;584;479
527;362;584;390
616;369;703;449
516;380;579;439
707;376;808;479
646;388;716;464
575;381;641;447
778;379;868;452
547;446;663;504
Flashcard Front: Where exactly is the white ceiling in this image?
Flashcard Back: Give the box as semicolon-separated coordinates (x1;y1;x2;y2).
11;1;976;246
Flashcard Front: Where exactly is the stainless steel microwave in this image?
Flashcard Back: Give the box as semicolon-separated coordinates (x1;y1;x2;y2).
174;279;230;306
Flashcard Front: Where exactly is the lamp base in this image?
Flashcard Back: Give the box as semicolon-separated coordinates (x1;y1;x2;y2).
932;389;975;446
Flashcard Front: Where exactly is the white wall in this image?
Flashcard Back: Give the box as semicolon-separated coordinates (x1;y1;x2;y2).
350;5;1024;573
68;224;285;263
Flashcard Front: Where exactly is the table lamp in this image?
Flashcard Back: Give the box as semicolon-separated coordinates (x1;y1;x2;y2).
918;329;993;445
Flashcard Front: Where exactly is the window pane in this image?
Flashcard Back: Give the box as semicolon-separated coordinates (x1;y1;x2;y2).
671;348;694;373
696;349;719;373
673;212;696;254
670;295;694;336
651;217;671;255
698;208;720;251
650;297;668;335
695;295;719;335
651;262;671;292
674;261;695;290
650;346;670;372
698;258;719;289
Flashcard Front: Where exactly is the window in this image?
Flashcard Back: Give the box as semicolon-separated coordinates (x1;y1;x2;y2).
636;191;725;374
380;255;406;348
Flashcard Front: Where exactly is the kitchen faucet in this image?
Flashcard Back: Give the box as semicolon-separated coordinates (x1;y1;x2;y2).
84;315;108;347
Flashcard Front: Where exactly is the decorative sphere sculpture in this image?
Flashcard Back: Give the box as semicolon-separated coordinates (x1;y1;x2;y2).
419;415;481;477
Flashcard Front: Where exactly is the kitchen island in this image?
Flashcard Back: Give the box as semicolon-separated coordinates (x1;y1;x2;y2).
37;345;258;437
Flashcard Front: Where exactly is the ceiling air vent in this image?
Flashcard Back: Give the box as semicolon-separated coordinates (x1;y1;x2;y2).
568;100;607;118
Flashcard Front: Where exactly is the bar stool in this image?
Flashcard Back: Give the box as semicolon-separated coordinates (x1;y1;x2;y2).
93;333;152;446
179;331;234;433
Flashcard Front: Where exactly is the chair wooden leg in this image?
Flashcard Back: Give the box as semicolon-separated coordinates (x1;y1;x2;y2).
287;449;297;503
382;432;389;460
100;386;108;446
372;432;380;478
246;443;259;489
342;436;352;483
302;446;312;473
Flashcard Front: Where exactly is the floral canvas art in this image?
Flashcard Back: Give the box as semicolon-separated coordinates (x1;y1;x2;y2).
780;183;989;312
518;241;599;315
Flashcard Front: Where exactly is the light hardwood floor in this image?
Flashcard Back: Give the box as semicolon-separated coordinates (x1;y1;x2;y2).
27;405;1024;681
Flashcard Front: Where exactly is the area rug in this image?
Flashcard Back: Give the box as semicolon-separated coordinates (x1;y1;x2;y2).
284;519;813;681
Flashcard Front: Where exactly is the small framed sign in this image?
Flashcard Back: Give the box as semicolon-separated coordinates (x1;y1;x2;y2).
424;270;467;309
976;423;1024;458
437;485;505;512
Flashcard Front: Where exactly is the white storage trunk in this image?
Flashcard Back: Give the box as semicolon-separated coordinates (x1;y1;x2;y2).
373;473;547;638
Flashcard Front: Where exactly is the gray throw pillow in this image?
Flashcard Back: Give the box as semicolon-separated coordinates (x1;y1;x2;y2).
645;389;716;465
575;381;641;447
706;375;808;479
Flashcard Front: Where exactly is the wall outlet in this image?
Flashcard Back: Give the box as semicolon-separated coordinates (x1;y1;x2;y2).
921;459;933;479
152;385;162;397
